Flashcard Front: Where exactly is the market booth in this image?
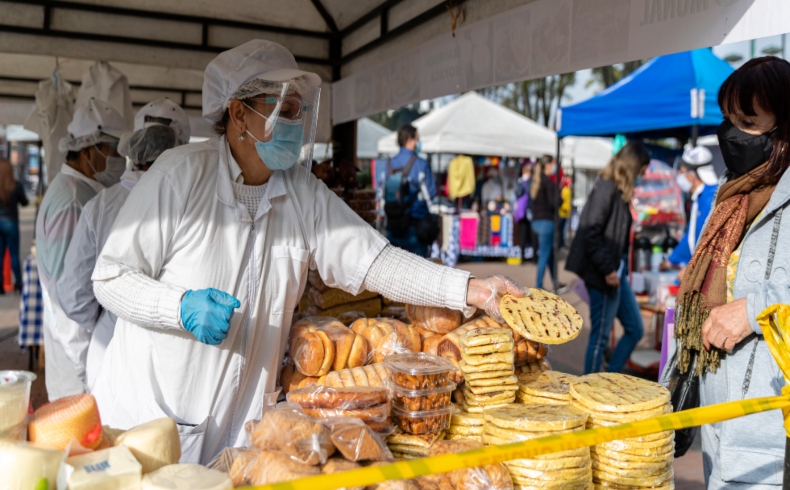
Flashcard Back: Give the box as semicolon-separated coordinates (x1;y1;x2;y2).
3;0;790;489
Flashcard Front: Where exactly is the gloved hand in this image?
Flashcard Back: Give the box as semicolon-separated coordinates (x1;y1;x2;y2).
466;275;528;323
180;288;241;345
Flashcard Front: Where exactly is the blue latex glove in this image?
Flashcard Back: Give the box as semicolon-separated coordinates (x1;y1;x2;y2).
180;288;241;345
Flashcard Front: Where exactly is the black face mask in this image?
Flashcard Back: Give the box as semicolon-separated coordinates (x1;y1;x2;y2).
716;119;775;174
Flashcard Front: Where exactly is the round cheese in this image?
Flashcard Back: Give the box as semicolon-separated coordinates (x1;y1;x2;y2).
29;394;103;451
114;418;181;474
142;464;232;490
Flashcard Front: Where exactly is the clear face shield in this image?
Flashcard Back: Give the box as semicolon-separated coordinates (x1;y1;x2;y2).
241;80;320;179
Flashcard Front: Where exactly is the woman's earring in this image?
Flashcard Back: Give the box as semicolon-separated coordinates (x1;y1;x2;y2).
238;134;245;141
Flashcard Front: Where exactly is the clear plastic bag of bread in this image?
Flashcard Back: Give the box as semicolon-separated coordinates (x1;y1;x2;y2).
428;440;513;490
243;449;322;485
289;317;369;376
351;318;421;364
207;447;259;486
405;305;463;335
477;275;528;323
280;361;322;395
319;417;394;462
286;384;393;434
250;405;335;466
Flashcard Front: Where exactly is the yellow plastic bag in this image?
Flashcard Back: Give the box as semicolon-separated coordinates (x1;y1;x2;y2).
757;304;790;436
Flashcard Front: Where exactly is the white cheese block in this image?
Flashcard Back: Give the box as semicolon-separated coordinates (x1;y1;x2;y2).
141;464;232;490
0;439;63;490
114;418;180;474
66;446;142;490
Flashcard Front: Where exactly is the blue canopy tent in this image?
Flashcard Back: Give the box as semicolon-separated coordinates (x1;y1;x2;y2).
557;49;734;139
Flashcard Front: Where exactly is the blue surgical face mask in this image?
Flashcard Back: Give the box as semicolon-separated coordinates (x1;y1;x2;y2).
415;141;422;154
243;102;303;171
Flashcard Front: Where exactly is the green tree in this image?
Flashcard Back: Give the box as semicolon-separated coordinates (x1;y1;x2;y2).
479;72;577;129
368;103;428;131
586;60;645;90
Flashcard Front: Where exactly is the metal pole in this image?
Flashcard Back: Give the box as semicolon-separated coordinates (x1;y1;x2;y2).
553;137;562;294
782;33;786;60
691;124;700;147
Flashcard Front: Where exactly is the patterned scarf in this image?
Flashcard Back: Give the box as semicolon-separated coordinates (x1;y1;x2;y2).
675;165;776;375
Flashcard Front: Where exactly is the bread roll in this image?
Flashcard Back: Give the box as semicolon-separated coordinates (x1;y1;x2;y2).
316;363;389;388
251;409;334;466
406;305;462;334
289;326;335;377
245;450;321;485
421;335;442;356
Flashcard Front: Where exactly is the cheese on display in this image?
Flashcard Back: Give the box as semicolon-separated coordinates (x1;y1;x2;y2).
65;446;142;490
30;394;103;451
0;439;63;490
114;418;181;474
141;464;233;490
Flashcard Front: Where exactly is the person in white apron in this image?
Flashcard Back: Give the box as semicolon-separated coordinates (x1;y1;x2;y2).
36;98;127;400
90;40;523;464
57;99;191;392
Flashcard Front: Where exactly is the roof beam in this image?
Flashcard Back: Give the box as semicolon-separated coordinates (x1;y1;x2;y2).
9;0;331;40
309;0;339;34
340;0;407;37
0;25;331;66
342;0;466;65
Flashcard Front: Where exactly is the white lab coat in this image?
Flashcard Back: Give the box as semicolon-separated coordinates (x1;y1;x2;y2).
36;165;104;400
91;137;388;464
57;170;142;392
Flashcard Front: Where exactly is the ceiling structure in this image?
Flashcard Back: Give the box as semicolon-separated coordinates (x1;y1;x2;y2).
0;0;788;139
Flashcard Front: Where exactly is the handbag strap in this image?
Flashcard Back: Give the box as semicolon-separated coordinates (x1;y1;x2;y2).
742;207;783;398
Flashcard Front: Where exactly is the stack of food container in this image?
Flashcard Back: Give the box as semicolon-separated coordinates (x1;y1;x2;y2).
383;353;458;457
0;370;36;441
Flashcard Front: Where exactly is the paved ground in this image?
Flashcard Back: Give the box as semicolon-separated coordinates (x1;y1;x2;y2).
0;208;705;487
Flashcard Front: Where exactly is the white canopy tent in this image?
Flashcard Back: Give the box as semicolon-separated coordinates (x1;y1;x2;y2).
560;137;613;170
377;92;557;157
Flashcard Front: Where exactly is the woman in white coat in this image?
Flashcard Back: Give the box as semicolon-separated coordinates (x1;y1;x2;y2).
91;40;522;464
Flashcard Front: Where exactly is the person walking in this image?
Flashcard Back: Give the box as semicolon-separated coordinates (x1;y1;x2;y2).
530;155;567;292
514;161;536;261
0;159;28;294
566;142;650;374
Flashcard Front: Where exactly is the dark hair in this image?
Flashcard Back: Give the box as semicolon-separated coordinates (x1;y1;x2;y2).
397;124;418;148
718;56;790;185
213;109;231;135
66;151;81;162
536;154;554;166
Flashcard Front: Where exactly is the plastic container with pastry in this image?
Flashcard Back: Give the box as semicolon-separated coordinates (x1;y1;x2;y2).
300;402;391;423
287;385;388;410
391;404;456;435
384;353;457;391
0;370;35;436
387;382;456;412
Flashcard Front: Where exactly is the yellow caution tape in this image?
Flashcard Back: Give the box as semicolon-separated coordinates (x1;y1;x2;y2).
242;394;790;490
758;304;790;436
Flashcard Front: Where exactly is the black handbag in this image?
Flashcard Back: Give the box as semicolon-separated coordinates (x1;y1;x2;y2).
415;214;441;244
664;350;700;457
664;207;783;457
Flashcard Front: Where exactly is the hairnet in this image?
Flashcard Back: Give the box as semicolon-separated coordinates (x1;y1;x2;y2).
59;98;127;153
202;39;321;122
118;125;178;167
134;98;191;145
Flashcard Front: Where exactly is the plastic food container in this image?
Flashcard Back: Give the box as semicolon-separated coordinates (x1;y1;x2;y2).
391;404;456;435
384;353;457;390
0;371;35;433
388;381;456;412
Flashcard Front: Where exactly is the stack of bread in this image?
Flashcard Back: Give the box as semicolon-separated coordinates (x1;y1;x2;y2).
482;404;592;489
516;370;577;405
386;430;446;460
569;373;675;489
425;439;513;490
351;318;422;363
445;411;485;442
300;270;383;320
437;316;548;382
406;305;463;356
458;327;517;413
517;359;552;374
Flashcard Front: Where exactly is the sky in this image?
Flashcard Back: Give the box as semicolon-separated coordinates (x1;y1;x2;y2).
562;33;789;106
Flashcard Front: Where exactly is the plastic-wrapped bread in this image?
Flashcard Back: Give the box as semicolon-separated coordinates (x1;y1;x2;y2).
250;407;334;466
405;305;463;334
307;298;382;319
308;270;330;293
321;322;369;371
421;335;442;356
280;362;321;395
322;363;389;388
308;288;379;310
289;325;335;377
350;318;421;364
